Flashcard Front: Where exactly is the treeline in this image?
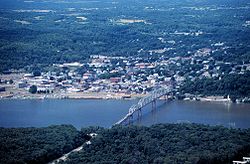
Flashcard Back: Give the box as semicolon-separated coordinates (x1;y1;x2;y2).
180;71;250;98
0;124;250;164
64;124;250;164
0;125;85;164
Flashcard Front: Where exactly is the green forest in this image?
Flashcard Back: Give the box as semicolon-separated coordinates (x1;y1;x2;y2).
64;124;250;164
180;71;250;99
0;125;85;164
0;0;250;72
1;124;250;164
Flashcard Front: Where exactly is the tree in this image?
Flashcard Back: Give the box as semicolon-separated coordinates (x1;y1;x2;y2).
33;70;41;77
29;85;37;94
0;125;83;164
9;79;13;84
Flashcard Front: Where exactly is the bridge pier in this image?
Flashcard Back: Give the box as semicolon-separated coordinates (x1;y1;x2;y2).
151;99;156;112
114;87;172;126
137;108;142;120
128;114;133;125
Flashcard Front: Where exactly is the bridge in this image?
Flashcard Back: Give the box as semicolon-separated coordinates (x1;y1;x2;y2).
114;87;172;125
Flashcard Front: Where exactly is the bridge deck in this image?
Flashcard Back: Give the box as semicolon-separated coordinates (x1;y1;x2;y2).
114;87;171;125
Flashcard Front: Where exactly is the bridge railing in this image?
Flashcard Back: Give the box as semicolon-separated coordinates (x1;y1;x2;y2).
115;87;172;125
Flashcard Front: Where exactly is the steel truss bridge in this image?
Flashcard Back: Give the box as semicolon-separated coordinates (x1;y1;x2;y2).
114;87;172;125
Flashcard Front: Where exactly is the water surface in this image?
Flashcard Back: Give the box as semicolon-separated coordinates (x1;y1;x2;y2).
0;99;250;129
135;100;250;129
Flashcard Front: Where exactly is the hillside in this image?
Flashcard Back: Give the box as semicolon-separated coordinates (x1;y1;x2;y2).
1;124;249;164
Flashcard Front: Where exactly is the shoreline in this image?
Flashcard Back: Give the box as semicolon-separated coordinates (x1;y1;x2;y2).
183;96;232;103
0;92;147;100
0;93;249;104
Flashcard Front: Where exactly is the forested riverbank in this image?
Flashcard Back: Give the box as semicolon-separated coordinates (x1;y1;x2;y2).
0;125;86;163
0;124;250;164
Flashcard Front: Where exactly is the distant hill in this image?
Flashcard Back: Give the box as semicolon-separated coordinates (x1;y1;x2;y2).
0;0;249;72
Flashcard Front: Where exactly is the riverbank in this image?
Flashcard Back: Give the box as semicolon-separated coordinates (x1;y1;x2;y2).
183;96;231;103
182;94;250;104
0;91;146;100
1;91;250;104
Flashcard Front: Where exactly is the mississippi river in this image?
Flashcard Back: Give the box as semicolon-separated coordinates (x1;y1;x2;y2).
0;99;250;129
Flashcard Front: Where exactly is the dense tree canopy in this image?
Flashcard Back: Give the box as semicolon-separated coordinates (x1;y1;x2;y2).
0;125;85;164
0;124;250;164
29;85;37;94
0;0;249;72
180;71;250;98
65;124;250;164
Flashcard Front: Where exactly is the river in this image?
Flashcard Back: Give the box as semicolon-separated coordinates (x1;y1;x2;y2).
0;99;250;129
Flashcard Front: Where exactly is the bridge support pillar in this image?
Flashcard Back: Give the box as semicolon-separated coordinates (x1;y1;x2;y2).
137;108;142;120
128;114;133;125
114;88;172;126
151;100;156;112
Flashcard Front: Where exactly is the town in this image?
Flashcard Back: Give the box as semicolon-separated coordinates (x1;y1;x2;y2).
0;46;250;101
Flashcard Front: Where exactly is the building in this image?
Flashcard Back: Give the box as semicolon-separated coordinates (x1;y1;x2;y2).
110;77;121;83
0;87;5;92
17;81;28;88
82;73;94;80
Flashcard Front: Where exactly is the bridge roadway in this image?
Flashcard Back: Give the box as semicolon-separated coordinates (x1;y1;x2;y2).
114;87;172;125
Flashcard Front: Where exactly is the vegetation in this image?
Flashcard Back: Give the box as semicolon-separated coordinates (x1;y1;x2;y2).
33;70;41;77
0;125;85;164
29;85;37;94
64;124;250;164
180;71;250;98
0;0;249;72
0;0;249;98
0;124;250;163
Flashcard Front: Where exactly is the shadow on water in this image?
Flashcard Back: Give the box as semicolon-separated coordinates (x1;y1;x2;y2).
132;100;169;126
1;99;250;128
131;100;250;129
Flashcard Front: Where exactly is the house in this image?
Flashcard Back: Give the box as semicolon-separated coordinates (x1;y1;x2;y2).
0;87;5;92
110;77;121;83
58;62;84;68
17;81;28;88
89;58;112;68
135;63;149;69
67;87;81;92
24;73;34;78
83;73;94;80
195;48;212;56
